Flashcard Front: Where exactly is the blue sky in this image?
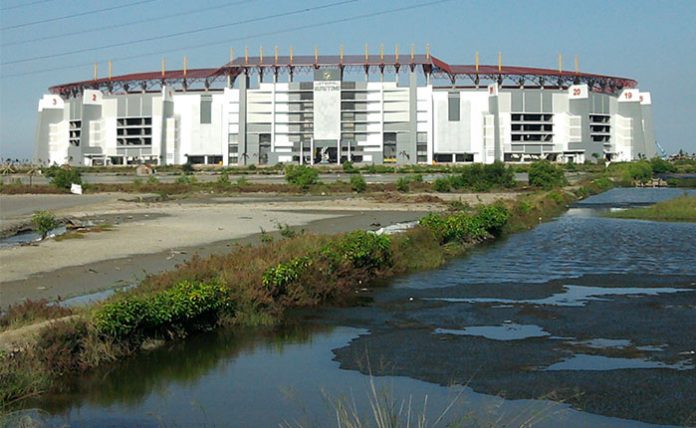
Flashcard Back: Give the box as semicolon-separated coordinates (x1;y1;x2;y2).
1;0;695;159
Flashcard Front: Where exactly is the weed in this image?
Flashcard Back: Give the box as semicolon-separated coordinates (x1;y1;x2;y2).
395;177;410;193
432;177;451;193
342;161;357;174
175;175;197;185
260;227;273;244
276;223;297;239
350;174;367;193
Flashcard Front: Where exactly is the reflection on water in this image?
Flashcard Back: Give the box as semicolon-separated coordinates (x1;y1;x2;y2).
543;354;694;371
435;323;550;340
22;325;669;428
425;285;694;307
0;226;66;248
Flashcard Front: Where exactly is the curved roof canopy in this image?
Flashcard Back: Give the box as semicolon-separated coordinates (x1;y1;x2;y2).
49;53;637;97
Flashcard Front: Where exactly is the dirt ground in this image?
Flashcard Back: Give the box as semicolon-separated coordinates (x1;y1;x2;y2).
0;192;518;308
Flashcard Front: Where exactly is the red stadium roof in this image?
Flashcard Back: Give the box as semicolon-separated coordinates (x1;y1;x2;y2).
49;53;637;97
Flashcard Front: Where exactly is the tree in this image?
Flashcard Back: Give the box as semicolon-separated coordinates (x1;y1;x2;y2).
32;211;58;240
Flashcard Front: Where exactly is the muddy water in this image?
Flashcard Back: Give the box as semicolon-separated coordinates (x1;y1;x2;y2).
19;188;696;427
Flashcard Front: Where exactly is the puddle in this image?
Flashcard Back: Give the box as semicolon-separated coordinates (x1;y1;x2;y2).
543;354;694;371
57;284;136;307
0;226;67;248
426;285;694;307
434;323;550;341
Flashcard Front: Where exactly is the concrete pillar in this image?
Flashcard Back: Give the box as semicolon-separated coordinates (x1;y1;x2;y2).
239;73;249;166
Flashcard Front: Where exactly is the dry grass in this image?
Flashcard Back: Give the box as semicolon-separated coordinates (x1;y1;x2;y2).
0;300;73;332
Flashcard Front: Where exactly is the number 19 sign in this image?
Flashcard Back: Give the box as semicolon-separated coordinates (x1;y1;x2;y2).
618;89;640;103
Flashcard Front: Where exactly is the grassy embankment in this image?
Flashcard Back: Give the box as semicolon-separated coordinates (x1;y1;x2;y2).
606;194;696;222
0;168;613;410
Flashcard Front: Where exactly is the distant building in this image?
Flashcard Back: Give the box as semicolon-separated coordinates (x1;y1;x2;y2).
35;51;656;166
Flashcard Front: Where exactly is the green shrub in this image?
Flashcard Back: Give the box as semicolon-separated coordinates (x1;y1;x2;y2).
146;176;160;185
528;161;567;189
410;174;424;183
418;213;449;243
452;161;515;191
285;165;319;189
649;157;676;174
322;231;392;270
350;174;367;193
626;161;653;183
94;280;227;339
262;256;312;295
32;210;58;239
342;161;356;173
45;166;81;189
475;205;510;236
432;177;451;192
395;177;410;192
419;205;510;243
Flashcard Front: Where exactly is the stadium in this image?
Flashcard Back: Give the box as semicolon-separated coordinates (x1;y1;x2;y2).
35;48;657;167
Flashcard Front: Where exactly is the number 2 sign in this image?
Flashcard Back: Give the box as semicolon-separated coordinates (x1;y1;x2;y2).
83;90;102;105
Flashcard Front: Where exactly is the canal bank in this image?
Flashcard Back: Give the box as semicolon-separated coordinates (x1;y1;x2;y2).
7;188;695;427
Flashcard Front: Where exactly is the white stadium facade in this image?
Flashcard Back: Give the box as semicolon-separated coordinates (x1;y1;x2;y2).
35;50;657;167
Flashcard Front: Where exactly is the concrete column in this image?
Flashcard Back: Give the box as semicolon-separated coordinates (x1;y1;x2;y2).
239;73;249;166
489;93;503;162
406;70;418;164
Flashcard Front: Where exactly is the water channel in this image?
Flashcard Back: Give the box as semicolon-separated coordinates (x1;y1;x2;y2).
18;188;696;427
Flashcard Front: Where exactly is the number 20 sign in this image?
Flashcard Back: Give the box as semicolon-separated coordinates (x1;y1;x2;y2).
568;85;588;99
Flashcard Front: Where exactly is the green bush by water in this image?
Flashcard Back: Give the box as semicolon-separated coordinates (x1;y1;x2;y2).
94;280;228;339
